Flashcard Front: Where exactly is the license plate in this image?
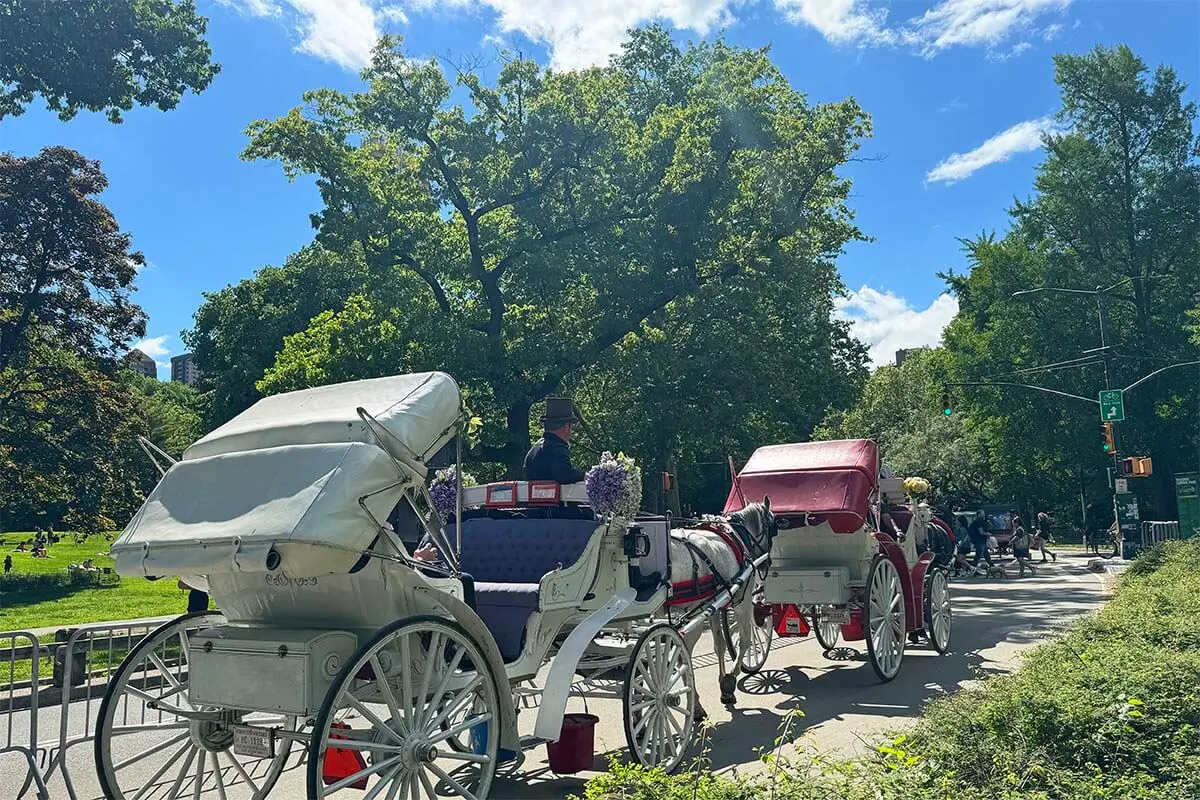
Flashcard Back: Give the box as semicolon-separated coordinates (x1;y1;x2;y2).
822;608;851;625
233;725;275;758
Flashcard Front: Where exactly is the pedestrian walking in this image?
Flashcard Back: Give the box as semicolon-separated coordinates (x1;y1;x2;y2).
1034;511;1057;563
968;510;993;575
1010;517;1037;577
3;554;11;574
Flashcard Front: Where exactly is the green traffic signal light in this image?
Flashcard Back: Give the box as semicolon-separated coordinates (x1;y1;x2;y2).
941;392;952;416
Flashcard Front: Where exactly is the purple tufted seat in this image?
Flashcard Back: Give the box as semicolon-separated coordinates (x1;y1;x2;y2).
449;513;598;662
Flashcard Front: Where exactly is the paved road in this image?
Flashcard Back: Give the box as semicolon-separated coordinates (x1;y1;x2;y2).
10;558;1107;800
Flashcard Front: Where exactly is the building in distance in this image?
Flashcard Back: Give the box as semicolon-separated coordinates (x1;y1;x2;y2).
124;349;158;380
171;353;203;387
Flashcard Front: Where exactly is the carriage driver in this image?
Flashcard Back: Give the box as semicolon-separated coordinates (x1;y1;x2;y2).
524;397;587;484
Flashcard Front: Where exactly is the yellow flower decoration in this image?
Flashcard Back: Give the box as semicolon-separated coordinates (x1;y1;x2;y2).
902;477;931;495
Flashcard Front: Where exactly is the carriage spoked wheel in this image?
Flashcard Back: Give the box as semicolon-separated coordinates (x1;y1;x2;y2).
865;554;906;682
95;611;296;800
737;578;773;675
623;623;696;773
924;567;953;654
812;613;842;652
308;615;500;799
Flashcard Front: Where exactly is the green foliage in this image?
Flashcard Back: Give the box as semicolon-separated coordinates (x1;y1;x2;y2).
816;348;991;507
0;0;220;122
242;26;871;472
0;147;147;372
579;541;1200;800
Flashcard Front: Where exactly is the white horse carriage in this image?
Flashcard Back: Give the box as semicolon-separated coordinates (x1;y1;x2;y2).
95;372;775;799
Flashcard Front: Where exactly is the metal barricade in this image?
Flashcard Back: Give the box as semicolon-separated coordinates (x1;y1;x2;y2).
1141;520;1182;546
37;617;175;800
1;630;51;800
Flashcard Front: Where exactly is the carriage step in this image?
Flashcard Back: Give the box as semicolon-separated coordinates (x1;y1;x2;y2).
520;735;547;751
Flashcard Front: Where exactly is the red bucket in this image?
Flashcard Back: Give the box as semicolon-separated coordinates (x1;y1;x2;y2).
546;713;599;774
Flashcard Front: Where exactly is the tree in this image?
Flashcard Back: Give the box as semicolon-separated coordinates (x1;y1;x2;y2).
0;147;146;376
941;45;1199;519
183;244;371;427
0;334;149;533
129;373;206;457
0;0;220;122
244;27;871;473
815;348;994;508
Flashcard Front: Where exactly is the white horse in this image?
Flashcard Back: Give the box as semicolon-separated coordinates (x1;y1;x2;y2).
666;498;776;717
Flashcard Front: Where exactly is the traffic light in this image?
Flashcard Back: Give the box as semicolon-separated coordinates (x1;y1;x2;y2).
1122;457;1153;477
941;392;952;416
1100;422;1115;453
1119;457;1134;476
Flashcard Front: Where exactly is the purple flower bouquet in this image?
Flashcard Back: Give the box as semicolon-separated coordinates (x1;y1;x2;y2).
585;452;642;519
428;465;477;521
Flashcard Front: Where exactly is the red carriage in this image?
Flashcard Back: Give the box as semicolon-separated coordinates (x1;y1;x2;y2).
724;439;953;681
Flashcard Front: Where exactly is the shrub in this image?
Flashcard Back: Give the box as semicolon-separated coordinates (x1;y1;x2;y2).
576;540;1200;800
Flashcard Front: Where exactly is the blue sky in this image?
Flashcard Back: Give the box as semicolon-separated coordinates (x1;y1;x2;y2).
3;1;1197;375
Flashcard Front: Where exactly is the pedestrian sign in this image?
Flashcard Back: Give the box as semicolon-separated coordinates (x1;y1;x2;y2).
1099;389;1125;422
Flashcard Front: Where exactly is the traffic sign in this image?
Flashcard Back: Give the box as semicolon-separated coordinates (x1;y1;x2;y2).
1099;389;1125;421
1115;478;1128;494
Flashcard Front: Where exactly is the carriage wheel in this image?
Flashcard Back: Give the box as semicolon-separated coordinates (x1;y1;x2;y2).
623;624;695;773
924;568;952;654
307;615;500;799
865;554;905;682
737;576;772;674
812;613;842;652
719;608;742;663
95;612;295;800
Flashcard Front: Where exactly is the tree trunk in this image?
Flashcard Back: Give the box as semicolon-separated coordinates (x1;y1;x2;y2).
504;401;533;479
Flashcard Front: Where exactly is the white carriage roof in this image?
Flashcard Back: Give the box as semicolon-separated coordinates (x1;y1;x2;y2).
110;372;463;580
185;372;463;471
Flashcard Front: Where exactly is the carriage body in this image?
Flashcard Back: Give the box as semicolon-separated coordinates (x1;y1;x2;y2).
725;439;952;681
96;372;725;800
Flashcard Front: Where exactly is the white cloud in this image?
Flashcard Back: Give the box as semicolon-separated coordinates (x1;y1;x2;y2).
458;0;742;70
925;114;1060;184
222;0;409;70
130;335;172;368
835;286;959;368
774;0;895;46
901;0;1070;57
1041;21;1063;40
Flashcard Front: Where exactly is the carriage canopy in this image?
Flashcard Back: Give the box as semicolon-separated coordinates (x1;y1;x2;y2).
723;439;878;533
110;372;463;579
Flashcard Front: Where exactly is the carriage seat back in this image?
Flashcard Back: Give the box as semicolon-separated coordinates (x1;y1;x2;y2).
446;511;600;663
452;514;599;583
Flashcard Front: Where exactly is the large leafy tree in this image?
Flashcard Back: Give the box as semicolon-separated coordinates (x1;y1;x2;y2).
244;27;871;472
943;45;1199;518
0;147;146;374
0;0;219;122
0;149;154;532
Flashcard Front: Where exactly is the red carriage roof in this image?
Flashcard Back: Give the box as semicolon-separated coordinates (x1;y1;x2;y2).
723;439;879;533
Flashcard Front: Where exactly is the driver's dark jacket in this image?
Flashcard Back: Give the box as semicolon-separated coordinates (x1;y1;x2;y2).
524;432;586;484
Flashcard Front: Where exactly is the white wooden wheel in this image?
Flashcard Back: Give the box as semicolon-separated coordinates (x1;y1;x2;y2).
812;613;842;651
865;554;906;682
95;611;295;800
307;615;500;800
719;608;742;664
737;577;772;674
622;623;695;773
924;568;952;654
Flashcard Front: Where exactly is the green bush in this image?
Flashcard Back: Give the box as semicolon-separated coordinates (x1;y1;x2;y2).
0;568;103;594
576;540;1200;800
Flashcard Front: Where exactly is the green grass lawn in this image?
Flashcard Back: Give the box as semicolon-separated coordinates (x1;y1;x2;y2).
0;532;187;631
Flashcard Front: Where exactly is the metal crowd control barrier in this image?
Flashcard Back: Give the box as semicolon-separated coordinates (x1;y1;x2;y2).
1141;520;1182;546
2;631;51;800
38;616;176;800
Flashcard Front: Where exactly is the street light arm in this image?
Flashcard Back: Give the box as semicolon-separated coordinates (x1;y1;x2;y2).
1122;360;1200;394
944;381;1100;405
1011;287;1100;298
